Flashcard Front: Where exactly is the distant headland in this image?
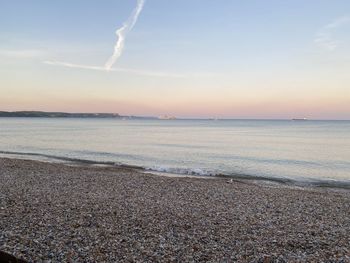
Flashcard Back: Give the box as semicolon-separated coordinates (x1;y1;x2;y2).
0;111;156;119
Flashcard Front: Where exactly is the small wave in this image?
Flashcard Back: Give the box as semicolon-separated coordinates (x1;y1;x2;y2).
145;165;350;189
145;166;218;176
0;150;143;170
1;150;350;189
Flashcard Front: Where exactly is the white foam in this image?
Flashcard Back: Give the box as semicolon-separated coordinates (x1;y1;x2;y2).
145;165;217;177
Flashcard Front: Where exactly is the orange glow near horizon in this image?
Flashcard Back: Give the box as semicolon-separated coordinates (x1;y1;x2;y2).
0;49;349;120
1;94;349;119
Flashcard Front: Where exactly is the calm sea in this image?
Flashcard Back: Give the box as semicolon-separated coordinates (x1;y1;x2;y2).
1;118;349;187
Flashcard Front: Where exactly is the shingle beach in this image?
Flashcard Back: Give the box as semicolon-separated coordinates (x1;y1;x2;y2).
0;157;349;262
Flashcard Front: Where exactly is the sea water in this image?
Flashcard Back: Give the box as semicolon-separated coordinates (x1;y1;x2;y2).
0;118;349;187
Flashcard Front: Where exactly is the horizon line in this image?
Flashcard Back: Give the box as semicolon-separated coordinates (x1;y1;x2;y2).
1;110;349;121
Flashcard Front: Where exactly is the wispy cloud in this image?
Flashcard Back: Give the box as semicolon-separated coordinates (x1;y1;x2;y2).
105;0;145;70
43;60;185;78
314;16;350;51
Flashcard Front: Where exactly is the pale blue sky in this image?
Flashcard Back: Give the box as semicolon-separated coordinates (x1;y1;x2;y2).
1;1;349;119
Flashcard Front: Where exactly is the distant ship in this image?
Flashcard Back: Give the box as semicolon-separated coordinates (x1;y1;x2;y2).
292;118;308;121
158;115;176;120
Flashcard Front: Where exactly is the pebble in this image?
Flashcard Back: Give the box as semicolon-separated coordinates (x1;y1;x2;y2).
1;158;350;262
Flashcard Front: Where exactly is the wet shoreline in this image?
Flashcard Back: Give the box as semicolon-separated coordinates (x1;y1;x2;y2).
1;151;350;190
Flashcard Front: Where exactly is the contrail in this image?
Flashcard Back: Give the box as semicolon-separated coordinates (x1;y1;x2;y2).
105;0;145;70
43;60;185;78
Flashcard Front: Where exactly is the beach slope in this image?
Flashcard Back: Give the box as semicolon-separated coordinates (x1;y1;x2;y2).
0;158;349;262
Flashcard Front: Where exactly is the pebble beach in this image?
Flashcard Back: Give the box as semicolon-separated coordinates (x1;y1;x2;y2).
0;157;350;262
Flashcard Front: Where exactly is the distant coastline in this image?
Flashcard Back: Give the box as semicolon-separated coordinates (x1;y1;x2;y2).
0;111;156;119
292;118;308;121
1;111;348;121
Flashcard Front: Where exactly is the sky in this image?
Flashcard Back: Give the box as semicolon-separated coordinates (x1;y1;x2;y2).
0;0;349;119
